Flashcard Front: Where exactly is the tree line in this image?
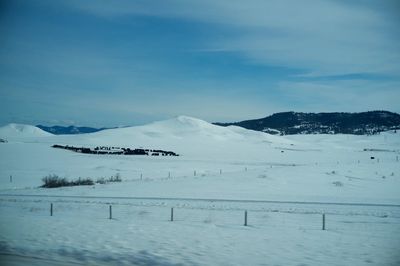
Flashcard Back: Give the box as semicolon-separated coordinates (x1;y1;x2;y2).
52;144;179;156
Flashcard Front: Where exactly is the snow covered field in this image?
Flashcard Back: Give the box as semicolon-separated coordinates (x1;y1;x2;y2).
0;116;399;265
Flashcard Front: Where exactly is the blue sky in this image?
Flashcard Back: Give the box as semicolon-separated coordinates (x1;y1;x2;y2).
1;0;399;126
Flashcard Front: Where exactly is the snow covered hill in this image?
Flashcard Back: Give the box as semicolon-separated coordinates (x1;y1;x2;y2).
49;116;293;160
89;115;283;142
0;123;53;140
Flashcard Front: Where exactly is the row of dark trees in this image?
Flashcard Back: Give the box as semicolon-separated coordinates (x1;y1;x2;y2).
52;144;179;156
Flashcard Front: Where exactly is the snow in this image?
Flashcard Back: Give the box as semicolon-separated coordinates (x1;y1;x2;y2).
0;123;53;139
1;198;399;266
0;116;399;265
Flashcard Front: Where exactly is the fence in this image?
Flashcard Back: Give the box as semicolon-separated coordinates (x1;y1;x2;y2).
1;195;400;233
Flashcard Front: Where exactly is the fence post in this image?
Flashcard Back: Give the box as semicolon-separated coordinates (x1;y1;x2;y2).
244;210;248;226
220;169;222;175
194;170;196;176
9;175;12;183
50;203;53;216
168;172;171;178
109;205;112;219
322;213;325;230
140;173;143;180
171;207;174;221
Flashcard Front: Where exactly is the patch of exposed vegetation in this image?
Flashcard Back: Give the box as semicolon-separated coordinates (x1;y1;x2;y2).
41;174;94;188
332;181;344;187
96;173;122;184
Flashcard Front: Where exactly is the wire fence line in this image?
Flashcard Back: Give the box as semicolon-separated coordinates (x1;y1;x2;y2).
1;195;400;231
1;193;400;207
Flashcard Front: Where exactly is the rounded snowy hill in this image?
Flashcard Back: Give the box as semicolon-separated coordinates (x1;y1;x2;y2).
88;116;288;140
0;123;52;140
64;116;293;159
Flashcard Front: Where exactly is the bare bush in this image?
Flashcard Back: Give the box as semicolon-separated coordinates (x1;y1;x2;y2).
41;174;94;188
41;174;69;188
332;181;344;187
96;173;122;184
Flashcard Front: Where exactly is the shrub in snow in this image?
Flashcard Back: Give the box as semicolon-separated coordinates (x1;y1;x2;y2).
41;174;69;188
96;177;107;184
96;173;122;184
110;173;122;182
332;181;344;187
71;178;95;186
41;174;94;188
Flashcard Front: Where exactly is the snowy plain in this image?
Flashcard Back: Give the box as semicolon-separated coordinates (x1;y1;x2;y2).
0;116;399;265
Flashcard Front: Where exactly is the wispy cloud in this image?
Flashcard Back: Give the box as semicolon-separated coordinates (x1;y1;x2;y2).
277;79;400;112
61;0;400;77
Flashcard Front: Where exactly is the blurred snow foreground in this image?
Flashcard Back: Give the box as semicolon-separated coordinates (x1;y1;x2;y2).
0;116;400;265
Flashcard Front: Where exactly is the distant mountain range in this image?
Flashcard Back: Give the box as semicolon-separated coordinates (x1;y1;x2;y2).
214;111;400;135
36;125;110;135
36;111;400;136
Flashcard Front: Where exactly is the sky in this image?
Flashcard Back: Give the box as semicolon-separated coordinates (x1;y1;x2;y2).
0;0;399;127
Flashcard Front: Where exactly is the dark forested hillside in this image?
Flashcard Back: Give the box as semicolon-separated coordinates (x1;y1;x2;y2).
214;111;400;135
